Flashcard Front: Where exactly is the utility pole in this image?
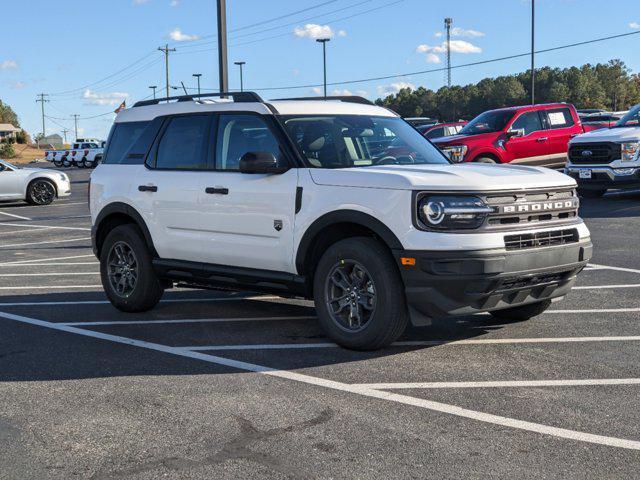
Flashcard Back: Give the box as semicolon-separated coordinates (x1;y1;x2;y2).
316;38;330;98
149;85;157;99
62;128;69;143
444;18;452;88
158;44;176;99
36;93;49;142
192;74;202;95
531;0;535;104
234;62;246;92
72;114;80;140
217;0;229;94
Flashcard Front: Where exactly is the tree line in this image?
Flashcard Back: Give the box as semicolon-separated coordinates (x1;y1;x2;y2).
375;60;640;121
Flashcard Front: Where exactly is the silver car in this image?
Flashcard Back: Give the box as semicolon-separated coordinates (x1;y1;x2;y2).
0;160;71;205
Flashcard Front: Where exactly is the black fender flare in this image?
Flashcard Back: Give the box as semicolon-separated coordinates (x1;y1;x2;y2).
94;202;156;257
295;209;403;274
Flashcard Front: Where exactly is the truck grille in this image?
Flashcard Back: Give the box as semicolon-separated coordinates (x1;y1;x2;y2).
504;228;579;251
568;142;620;164
484;188;579;229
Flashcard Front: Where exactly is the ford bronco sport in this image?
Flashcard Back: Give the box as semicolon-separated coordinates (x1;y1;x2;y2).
90;93;592;350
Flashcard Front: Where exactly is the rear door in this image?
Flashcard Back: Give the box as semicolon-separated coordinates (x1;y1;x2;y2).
198;113;298;273
543;107;582;167
0;164;22;198
504;110;549;164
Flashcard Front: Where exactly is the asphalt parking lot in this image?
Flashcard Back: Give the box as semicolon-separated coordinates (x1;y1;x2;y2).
0;167;639;479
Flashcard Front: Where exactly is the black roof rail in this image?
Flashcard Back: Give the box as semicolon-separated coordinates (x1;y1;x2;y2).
132;91;264;108
272;96;374;106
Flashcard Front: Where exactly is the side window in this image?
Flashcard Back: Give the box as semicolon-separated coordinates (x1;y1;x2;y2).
511;111;543;135
215;114;281;171
155;115;209;170
102;121;149;164
545;108;575;128
425;127;445;139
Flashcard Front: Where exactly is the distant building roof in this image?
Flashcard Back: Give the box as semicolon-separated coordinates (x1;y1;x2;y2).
0;124;20;133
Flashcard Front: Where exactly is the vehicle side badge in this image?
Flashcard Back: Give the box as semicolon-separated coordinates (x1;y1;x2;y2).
274;220;283;232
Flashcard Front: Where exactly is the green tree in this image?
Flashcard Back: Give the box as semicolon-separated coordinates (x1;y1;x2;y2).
0;100;20;127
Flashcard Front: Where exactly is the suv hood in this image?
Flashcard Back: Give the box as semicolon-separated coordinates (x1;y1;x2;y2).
309;164;575;192
571;126;640;144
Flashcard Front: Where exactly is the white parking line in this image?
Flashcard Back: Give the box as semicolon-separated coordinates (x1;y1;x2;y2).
0;254;95;265
0;295;278;307
588;262;640;275
61;315;315;326
0;285;102;290
182;336;640;351
0;262;98;267
0;211;32;220
574;284;640;290
0;309;638;451
0;222;90;231
354;378;640;390
0;272;99;277
0;237;91;248
547;308;640;313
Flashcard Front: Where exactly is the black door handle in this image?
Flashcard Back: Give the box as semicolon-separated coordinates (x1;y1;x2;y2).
205;187;229;195
138;185;158;192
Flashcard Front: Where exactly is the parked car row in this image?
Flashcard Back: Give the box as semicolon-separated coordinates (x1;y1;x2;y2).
45;138;105;168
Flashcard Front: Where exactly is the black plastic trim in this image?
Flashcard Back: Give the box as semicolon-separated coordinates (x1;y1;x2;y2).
93;202;157;257
295;186;303;214
133;91;264;107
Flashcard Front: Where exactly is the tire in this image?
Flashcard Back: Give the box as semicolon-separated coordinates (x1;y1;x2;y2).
577;187;606;198
53;160;62;167
84;159;95;169
475;157;496;164
313;237;408;350
490;299;551;322
26;179;56;205
78;158;87;168
100;224;164;312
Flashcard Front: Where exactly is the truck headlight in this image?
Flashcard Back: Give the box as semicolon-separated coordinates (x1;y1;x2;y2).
440;145;468;162
621;142;639;162
417;195;493;230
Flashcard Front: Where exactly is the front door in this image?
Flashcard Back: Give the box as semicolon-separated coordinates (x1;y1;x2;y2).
504;110;549;165
198;113;298;273
0;164;22;198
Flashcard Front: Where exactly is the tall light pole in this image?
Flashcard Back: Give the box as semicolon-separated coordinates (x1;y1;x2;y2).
444;18;452;88
72;114;80;140
217;0;229;93
158;44;176;99
192;74;202;95
149;85;157;99
36;93;49;143
316;38;330;98
531;0;535;104
234;62;246;92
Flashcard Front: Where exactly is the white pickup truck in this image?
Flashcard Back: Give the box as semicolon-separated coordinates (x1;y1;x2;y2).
566;104;640;197
48;139;105;169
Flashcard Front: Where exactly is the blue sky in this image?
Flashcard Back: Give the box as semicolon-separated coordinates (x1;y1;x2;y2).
2;0;640;140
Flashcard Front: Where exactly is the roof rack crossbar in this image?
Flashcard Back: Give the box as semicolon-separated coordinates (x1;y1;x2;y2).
272;96;374;106
133;91;264;108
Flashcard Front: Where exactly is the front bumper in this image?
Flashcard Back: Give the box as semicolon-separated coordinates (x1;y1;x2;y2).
566;166;640;190
394;239;592;325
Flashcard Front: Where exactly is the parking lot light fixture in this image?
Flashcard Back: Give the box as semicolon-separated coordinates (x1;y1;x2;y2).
149;85;157;99
234;62;246;92
192;74;202;95
316;38;330;98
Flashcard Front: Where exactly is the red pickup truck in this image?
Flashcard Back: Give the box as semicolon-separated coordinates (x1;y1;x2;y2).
432;103;584;168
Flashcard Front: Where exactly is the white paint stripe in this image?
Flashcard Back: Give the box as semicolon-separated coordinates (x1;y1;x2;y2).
182;336;640;351
0;211;31;220
21;201;86;208
0;237;91;248
0;222;90;231
0;262;98;267
0;285;102;290
0;295;279;307
0;310;638;451
0;254;95;265
574;284;640;290
0;228;55;235
547;308;640;313
355;378;640;390
0;272;99;277
60;315;315;326
589;262;640;275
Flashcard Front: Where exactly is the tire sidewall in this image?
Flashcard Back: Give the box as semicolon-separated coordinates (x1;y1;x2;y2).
27;179;55;205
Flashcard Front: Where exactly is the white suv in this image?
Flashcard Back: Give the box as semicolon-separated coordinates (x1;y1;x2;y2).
90;93;592;350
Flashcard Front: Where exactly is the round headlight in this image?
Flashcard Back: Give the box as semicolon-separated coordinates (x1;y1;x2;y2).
417;195;493;230
423;201;445;225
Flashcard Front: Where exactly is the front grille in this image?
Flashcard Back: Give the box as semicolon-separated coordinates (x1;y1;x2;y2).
484;188;578;229
504;228;579;251
568;142;621;164
497;272;567;292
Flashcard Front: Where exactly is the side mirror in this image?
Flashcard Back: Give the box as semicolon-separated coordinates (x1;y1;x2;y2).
239;151;288;174
506;128;525;139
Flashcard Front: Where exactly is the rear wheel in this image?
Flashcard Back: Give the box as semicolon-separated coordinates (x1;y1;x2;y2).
313;237;408;350
577;187;607;198
78;158;87;168
53;160;63;167
26;179;56;205
490;299;551;321
475;157;496;164
100;224;164;312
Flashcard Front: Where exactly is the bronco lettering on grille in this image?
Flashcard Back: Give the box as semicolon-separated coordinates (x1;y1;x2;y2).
501;200;577;214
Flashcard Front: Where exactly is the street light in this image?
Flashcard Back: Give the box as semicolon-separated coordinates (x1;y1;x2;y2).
234;61;246;92
530;0;536;104
316;38;330;98
192;73;202;95
149;85;157;99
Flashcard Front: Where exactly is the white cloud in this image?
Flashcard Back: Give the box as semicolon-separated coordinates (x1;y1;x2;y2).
311;87;323;95
376;82;415;96
294;24;335;39
338;29;347;37
425;53;441;64
416;39;481;55
169;28;199;42
170;0;179;5
434;31;443;38
331;89;368;97
292;68;300;76
83;89;130;106
451;27;485;38
630;22;640;29
0;60;18;70
9;81;26;89
132;0;150;4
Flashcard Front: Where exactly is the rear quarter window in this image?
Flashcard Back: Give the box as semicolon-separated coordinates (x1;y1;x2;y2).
102;121;150;164
545;108;575;128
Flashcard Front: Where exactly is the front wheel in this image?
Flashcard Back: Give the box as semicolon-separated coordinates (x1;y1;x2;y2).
313;237;408;350
577;187;607;198
100;224;164;312
26;179;56;205
53;160;63;167
475;157;497;164
490;299;551;322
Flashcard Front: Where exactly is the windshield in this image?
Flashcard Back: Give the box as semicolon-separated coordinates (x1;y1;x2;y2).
614;105;640;127
459;110;515;135
281;115;449;168
0;160;18;169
